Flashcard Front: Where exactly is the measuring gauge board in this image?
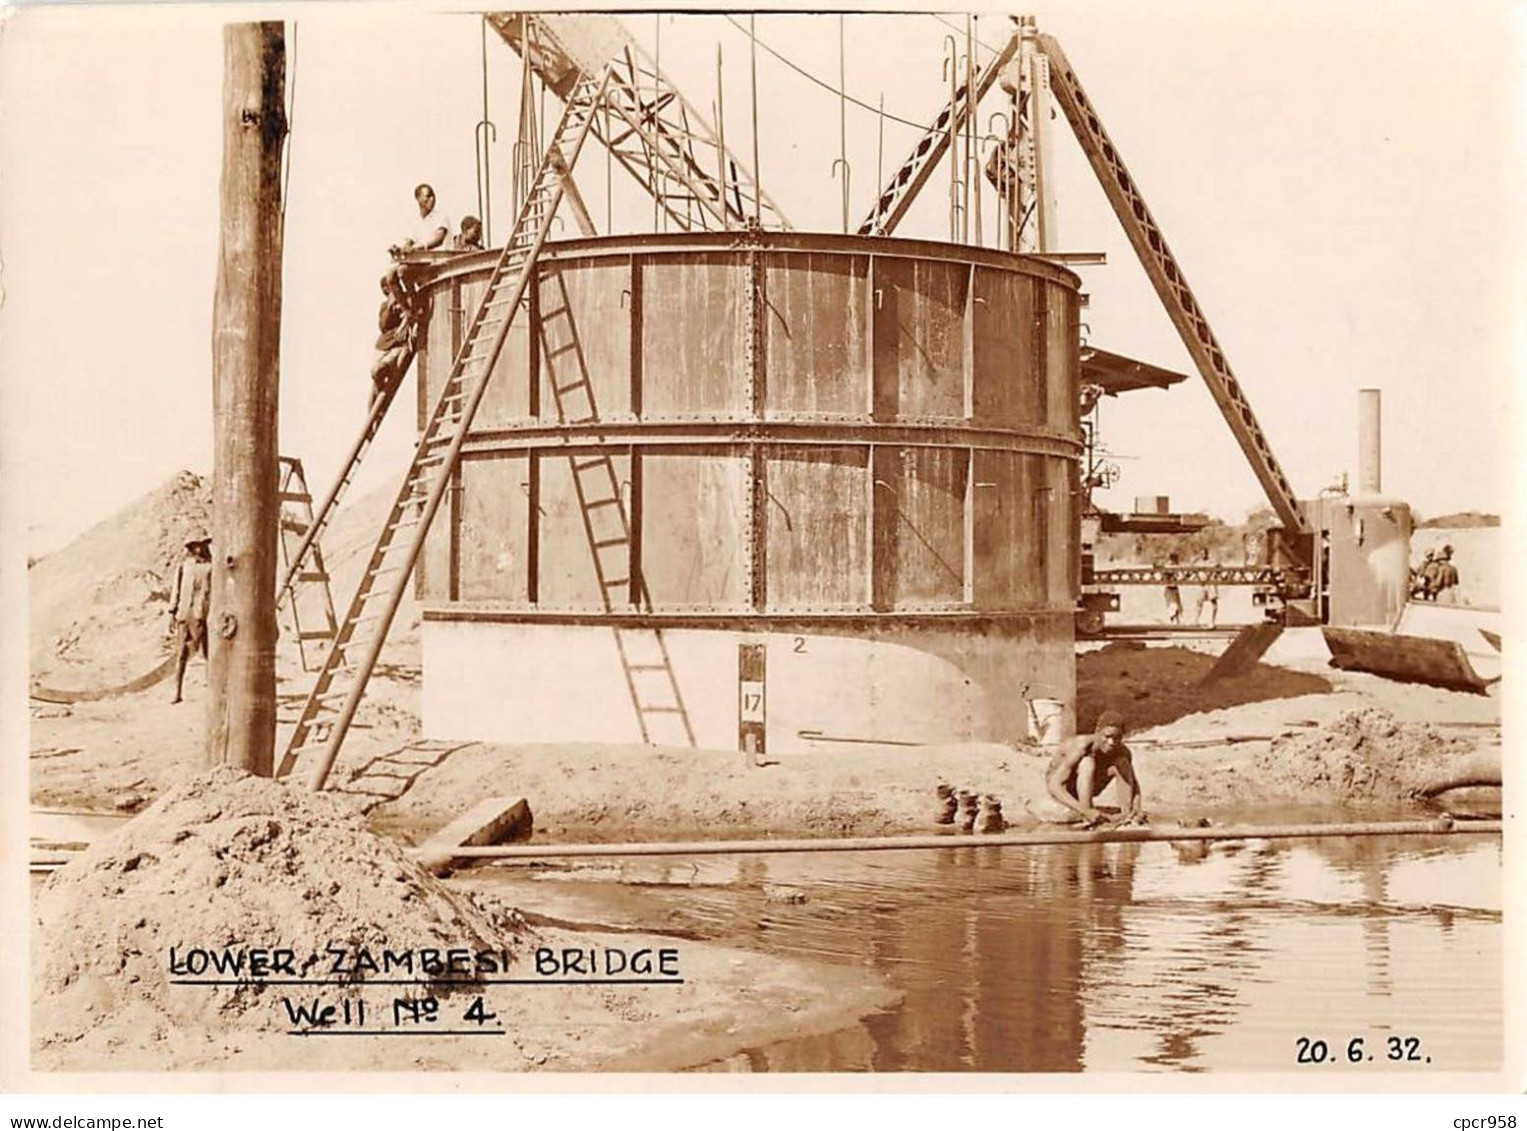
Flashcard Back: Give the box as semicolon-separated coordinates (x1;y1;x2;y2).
738;642;767;757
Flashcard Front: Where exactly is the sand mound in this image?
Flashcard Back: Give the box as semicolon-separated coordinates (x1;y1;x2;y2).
1255;708;1475;803
29;471;212;693
1077;644;1329;733
33;767;525;1053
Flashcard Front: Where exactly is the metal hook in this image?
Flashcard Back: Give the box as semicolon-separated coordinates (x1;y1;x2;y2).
831;158;851;234
474;118;498;245
941;35;958;81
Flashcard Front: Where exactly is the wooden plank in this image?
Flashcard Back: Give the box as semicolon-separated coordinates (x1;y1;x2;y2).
418;796;534;876
1200;622;1283;686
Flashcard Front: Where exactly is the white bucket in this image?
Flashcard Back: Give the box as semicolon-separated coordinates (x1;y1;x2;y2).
1029;698;1069;747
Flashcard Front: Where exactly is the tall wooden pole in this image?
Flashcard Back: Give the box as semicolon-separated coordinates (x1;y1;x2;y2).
207;22;287;776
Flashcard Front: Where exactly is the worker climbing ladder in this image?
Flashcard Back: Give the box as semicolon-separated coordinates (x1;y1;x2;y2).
539;273;696;747
277;66;613;788
275;457;340;672
276;356;415;612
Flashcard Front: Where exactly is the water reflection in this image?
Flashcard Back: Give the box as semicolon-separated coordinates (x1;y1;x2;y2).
488;834;1501;1072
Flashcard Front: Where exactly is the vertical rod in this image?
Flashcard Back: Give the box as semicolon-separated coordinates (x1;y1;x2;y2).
947;40;958;242
877;94;885;206
966;15;977;245
605;98;612;233
839;15;849;234
654;16;662;232
715;45;728;217
750;14;762;225
208;21;287;777
480;16;493;246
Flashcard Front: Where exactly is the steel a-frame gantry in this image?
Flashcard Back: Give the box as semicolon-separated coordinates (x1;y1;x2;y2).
865;16;1313;575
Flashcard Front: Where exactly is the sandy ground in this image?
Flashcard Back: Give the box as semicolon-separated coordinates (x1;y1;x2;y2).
31;770;897;1073
33;625;1501;842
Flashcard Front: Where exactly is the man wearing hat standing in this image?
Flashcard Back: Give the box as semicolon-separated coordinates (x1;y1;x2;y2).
168;536;213;704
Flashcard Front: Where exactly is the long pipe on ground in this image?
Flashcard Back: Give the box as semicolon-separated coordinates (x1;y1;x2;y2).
429;818;1500;863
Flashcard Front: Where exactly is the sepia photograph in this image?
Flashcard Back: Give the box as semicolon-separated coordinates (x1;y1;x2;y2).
0;0;1518;1094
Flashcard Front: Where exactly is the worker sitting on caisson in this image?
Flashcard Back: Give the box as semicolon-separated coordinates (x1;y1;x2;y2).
389;183;452;259
383;183;453;305
453;215;485;252
168;535;212;705
1045;710;1145;829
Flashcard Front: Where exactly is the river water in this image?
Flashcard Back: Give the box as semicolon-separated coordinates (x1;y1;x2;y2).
486;832;1501;1073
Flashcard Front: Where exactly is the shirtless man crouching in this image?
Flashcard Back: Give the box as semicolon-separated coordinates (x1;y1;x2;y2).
1045;710;1145;828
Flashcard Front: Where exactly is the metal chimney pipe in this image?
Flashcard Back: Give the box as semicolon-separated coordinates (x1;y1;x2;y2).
1358;388;1381;495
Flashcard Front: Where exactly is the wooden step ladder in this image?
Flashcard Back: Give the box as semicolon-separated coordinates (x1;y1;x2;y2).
275;456;340;672
541;273;695;747
277;66;613;788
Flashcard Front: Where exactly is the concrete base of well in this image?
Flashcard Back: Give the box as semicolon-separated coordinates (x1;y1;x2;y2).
420;614;1075;755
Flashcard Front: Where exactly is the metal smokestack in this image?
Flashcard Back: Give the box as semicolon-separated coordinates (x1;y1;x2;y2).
1358;388;1381;496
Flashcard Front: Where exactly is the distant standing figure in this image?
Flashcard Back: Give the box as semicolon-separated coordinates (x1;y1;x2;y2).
168;536;212;705
1194;549;1220;627
1163;552;1183;625
1433;544;1460;603
453;215;485;252
1243;531;1264;566
1411;549;1437;600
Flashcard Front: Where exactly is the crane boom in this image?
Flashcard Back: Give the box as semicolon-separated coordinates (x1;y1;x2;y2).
488;13;790;233
1036;34;1312;563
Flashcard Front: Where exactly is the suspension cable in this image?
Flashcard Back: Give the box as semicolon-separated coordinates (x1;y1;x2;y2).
719;14;927;132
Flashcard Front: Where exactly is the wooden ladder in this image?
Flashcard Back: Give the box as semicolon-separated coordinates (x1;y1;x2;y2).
277;66;613;788
540;275;695;747
275;456;340;672
276;351;415;609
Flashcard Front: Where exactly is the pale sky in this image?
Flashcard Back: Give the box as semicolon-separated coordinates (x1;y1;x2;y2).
1;0;1521;555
